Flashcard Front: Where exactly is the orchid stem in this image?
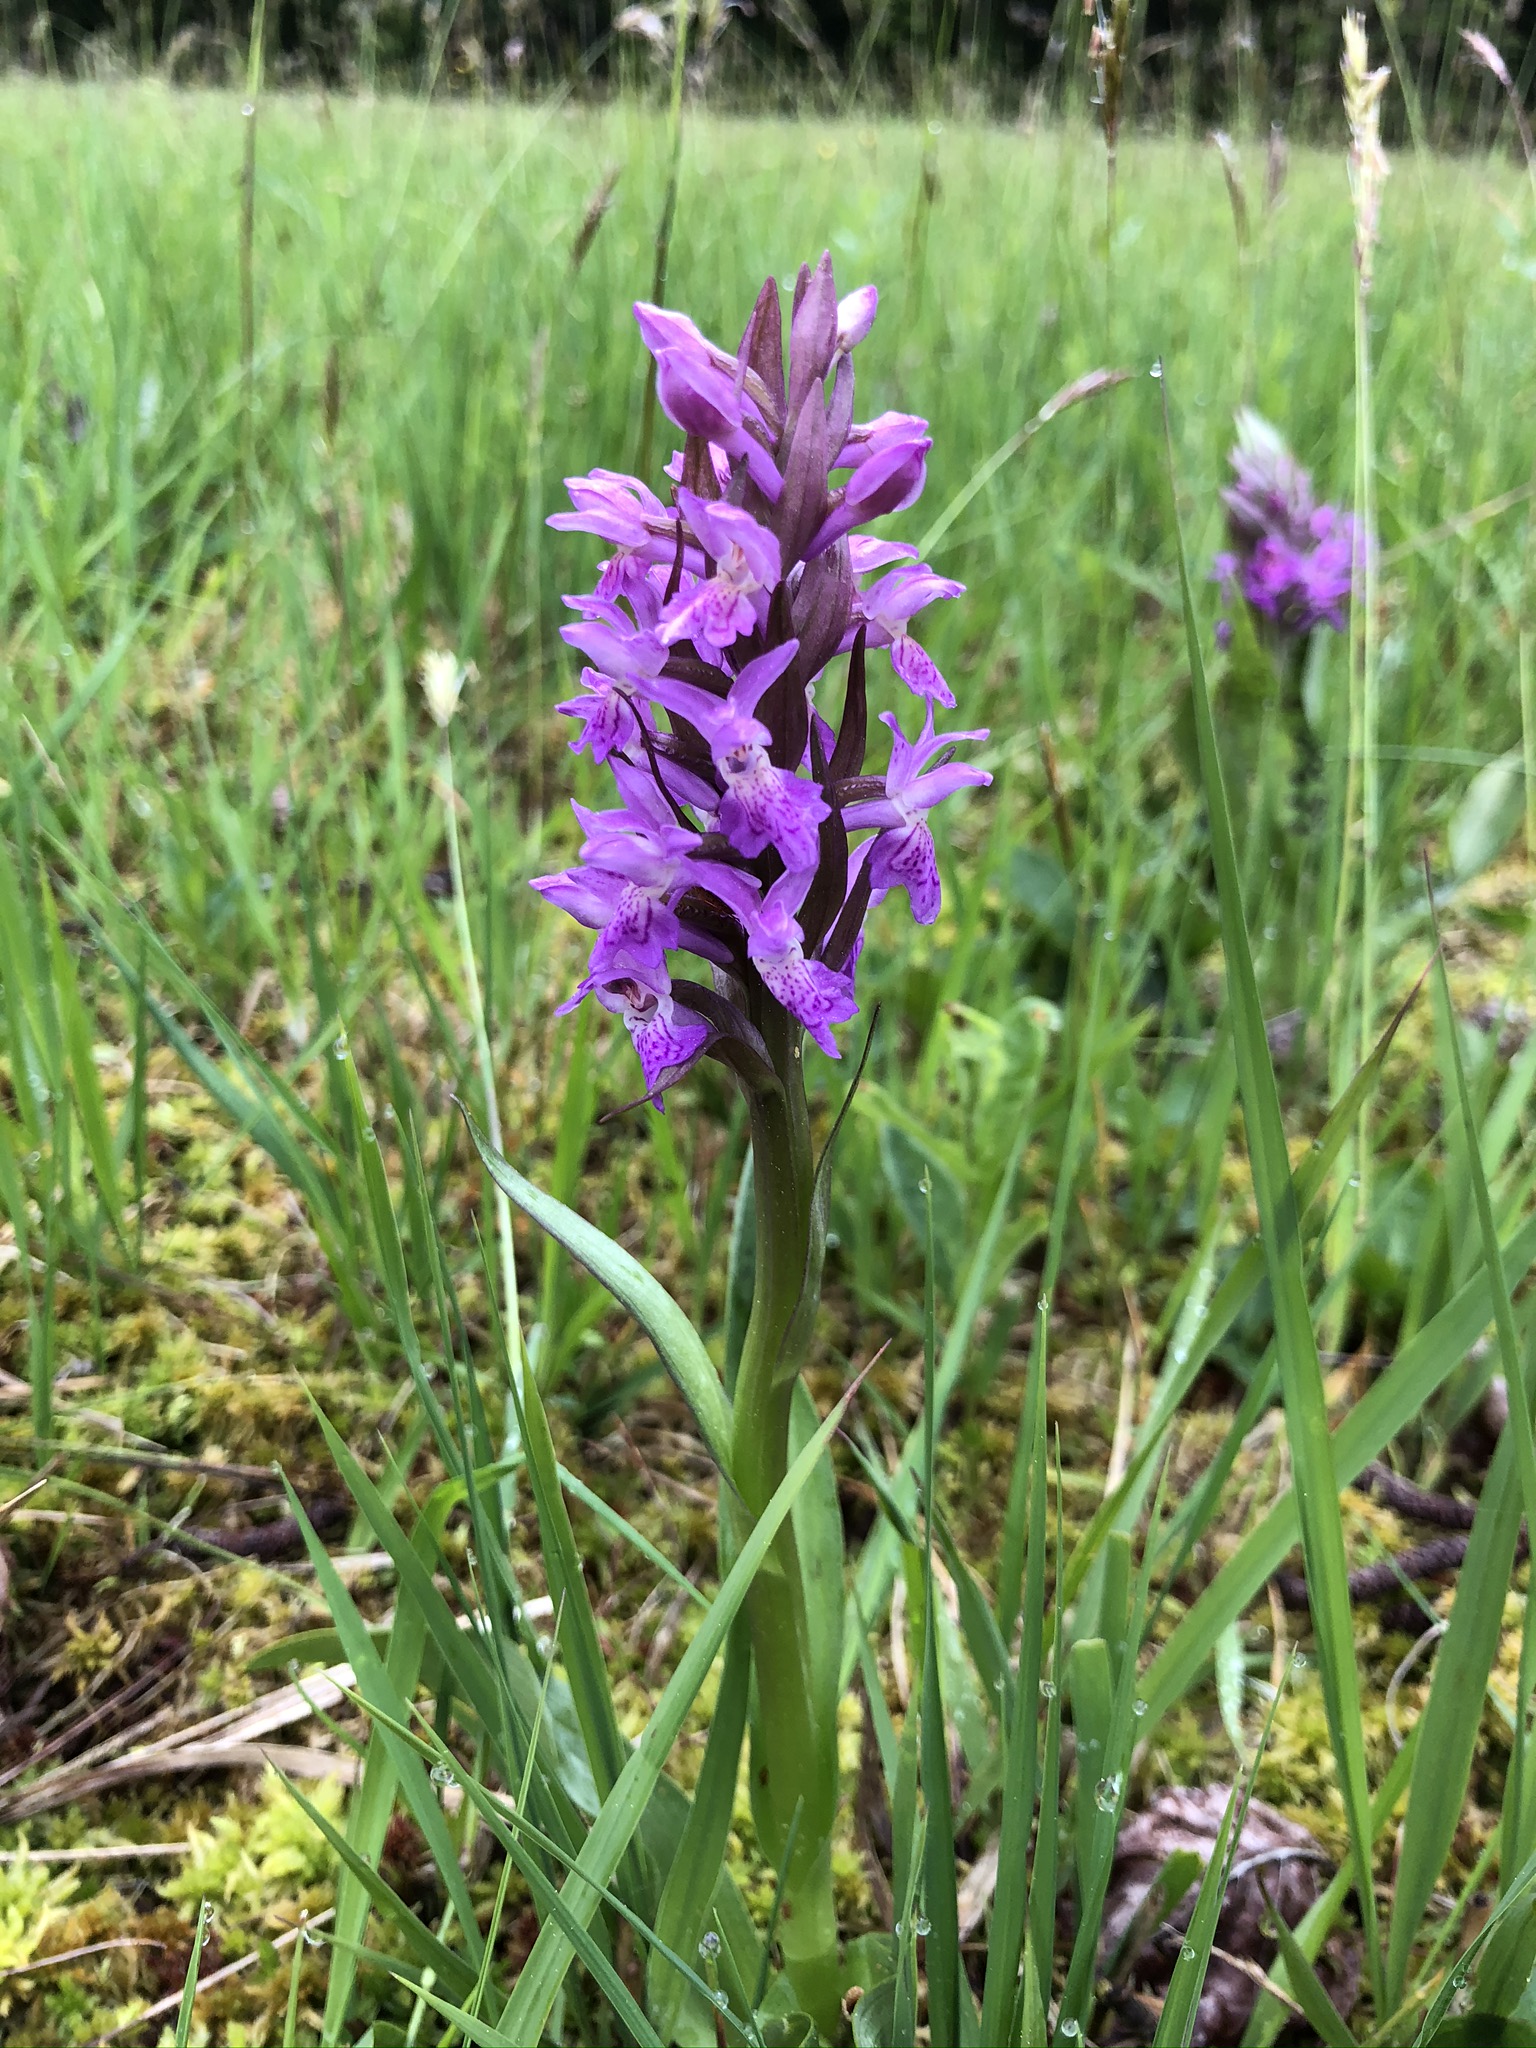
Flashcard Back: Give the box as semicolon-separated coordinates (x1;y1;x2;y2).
730;1002;842;2039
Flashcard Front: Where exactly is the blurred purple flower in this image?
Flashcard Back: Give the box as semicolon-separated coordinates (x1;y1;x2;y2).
539;255;991;1105
1212;410;1358;644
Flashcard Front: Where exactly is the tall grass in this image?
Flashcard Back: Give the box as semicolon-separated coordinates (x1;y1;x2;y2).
2;69;1536;2046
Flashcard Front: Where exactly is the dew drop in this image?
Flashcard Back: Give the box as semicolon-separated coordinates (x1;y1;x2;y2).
303;1923;324;1947
1180;1942;1197;1963
698;1931;721;1960
1103;927;1116;942
913;1914;931;1938
242;100;255;116
1037;1294;1051;1316
1039;1679;1057;1700
893;1920;904;1939
431;1763;456;1786
1263;924;1278;942
286;1659;300;1679
713;1990;730;2011
1095;1773;1122;1814
1132;1698;1149;1718
200;1902;217;1930
334;1033;350;1061
1060;2021;1082;2041
1450;1971;1467;1990
1149;359;1164;380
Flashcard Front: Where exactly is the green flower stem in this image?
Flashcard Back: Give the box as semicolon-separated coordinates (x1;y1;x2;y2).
730;1002;842;2037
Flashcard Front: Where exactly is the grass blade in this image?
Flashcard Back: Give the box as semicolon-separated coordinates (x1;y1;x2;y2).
497;1370;863;2043
1160;374;1383;2008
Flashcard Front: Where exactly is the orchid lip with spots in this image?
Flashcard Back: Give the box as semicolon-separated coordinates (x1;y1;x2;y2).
536;253;990;1107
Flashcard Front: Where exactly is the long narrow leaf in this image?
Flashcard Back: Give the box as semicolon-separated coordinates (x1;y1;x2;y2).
1162;379;1381;2004
467;1111;735;1473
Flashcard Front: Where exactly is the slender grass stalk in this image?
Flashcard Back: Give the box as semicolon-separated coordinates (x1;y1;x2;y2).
636;0;690;484
1342;13;1390;1229
240;0;267;491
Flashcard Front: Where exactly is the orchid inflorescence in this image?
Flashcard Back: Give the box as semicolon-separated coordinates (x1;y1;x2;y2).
1213;409;1356;645
535;254;990;1106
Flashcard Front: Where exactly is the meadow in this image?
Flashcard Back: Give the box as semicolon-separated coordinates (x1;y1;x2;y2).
2;61;1536;2046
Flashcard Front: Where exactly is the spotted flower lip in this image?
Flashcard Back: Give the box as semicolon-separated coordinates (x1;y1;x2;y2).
658;492;782;651
538;255;990;1105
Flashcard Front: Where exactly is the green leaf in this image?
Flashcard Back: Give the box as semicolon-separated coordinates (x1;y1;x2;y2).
277;1483;485;1979
1260;1879;1357;2048
1449;752;1524;880
1387;908;1536;2007
466;1110;735;1473
647;1621;751;2044
512;1362;634;1814
1162;384;1381;2001
496;1374;861;2044
1153;1781;1242;2047
175;1900;212;2048
879;1123;964;1292
851;1977;897;2048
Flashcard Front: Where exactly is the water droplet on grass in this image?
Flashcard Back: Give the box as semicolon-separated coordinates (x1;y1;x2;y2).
698;1932;721;1960
334;1034;349;1061
1181;1942;1197;1962
431;1763;456;1786
1095;1773;1122;1813
1132;1698;1148;1718
1039;1679;1057;1700
914;1915;931;1937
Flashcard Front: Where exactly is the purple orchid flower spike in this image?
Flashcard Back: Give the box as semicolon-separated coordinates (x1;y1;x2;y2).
1212;410;1358;644
845;707;991;923
659;491;782;651
539;255;987;1107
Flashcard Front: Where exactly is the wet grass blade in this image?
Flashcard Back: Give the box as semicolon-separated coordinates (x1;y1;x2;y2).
1160;377;1383;2009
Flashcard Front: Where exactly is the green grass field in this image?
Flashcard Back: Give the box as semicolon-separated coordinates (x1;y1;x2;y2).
4;71;1536;2046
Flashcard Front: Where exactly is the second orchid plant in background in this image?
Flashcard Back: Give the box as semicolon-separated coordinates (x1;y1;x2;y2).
501;254;989;2031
